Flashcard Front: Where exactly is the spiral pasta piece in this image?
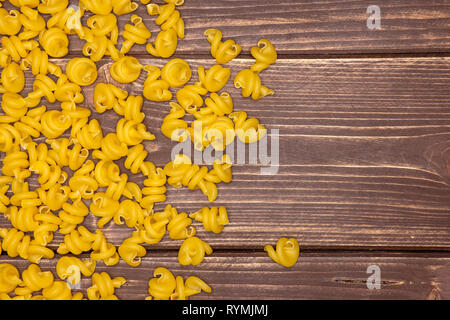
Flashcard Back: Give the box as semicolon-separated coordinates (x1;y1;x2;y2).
55;74;84;104
29;160;63;190
41;281;79;300
66;57;98;86
204;28;241;64
37;0;68;15
189;206;229;234
147;2;184;39
80;0;112;15
229;110;267;143
59;198;89;234
93;82;128;114
7;205;38;232
114;199;145;228
40;110;71;139
116;95;145;122
89;229;120;266
68;174;98;200
234;68;273;100
72;118;103;150
121;14;151;54
171;275;211;300
1;92;39;119
161;102;188;142
92;133;128;161
2;150;30;180
140;166;167;210
161;58;191;88
90;192;120;229
198;64;230;93
38;27;69;58
164;204;195;240
21;47;62;78
0;8;22;36
110;56;146;83
56;256;96;285
57;225;95;255
17;264;53;295
94;160;121;187
0;227;54;263
0;123;21;152
146;29;177;58
201;91;233;116
0;263;21;294
250;38;277;73
118;231;146;267
1;62;24;93
178;236;212;266
47;139;89;171
113;0;138;15
82;34;120;62
116;118;155;146
147;267;176;300
143;65;172;102
18;6;46;40
27;74;57;104
87;272;126;300
36;184;70;212
264;237;300;267
176;82;208;113
32;205;62;245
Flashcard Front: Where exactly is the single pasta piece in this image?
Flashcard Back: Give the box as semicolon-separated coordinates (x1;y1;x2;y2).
42;280;81;300
250;38;277;73
65;57;98;86
121;14;151;54
113;0;139;15
118;231;146;267
204;28;241;64
234;68;273;100
264;237;300;267
178;236;212;266
38;27;69;58
176;82;208;113
146;29;177;58
161;102;188;142
142;65;172;102
0;62;25;93
1;35;39;62
171;275;211;300
16;264;53;296
189;206;229;234
18;6;46;40
0;263;21;294
87;272;126;300
147;267;176;300
93;83;128;114
110;56;148;83
56;256;96;285
79;0;113;15
161;58;191;88
0;8;22;36
147;2;184;39
198;64;230;93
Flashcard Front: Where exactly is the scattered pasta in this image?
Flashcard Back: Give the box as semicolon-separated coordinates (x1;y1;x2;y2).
264;238;300;267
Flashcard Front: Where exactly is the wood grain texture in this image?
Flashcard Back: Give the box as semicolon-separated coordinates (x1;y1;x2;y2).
3;57;450;249
1;252;449;300
75;0;450;55
3;0;448;56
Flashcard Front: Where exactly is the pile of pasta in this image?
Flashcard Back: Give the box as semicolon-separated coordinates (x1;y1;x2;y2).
0;0;299;300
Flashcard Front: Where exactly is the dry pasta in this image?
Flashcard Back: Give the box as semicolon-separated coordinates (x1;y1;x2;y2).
264;237;300;267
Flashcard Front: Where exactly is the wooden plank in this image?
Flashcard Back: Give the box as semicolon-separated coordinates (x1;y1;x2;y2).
2;57;449;249
1;252;449;299
71;0;450;55
3;0;449;55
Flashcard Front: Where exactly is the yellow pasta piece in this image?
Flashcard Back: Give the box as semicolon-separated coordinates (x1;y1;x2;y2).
161;102;188;142
94;160;121;187
93;82;128;114
18;6;46;40
56;256;96;285
16;264;53;295
65;57;98;86
87;272;126;300
176;82;208;113
147;2;184;39
146;29;177;58
114;199;145;228
189;206;229;234
201;91;233;116
171;275;211;300
234;68;273;100
68;173;99;200
90;192;119;229
178;236;212;266
121;14;151;54
116;95;145;122
118;230;146;267
0;123;21;152
38;27;69;58
0;263;21;294
166;205;195;240
37;0;67;15
116;118;155;146
110;56;148;83
250;38;277;73
0;62;25;93
86;13;118;42
113;0;138;15
161;58;191;88
264;237;300;267
40;110;71;139
21;47;62;77
42;281;80;300
229;110;267;143
59;198;89;234
71;118;103;150
92;133;128;161
140;164;167;209
143;65;172;102
27;74;57;103
1;35;38;62
80;0;113;15
147;267;176;300
0;8;22;36
198;64;230;93
204;28;241;64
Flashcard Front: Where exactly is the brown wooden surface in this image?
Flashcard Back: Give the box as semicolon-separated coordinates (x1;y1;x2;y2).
1;0;450;300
